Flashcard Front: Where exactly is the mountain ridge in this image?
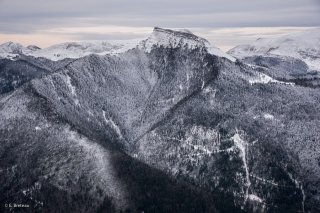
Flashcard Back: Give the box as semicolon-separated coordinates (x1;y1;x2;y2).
228;27;320;71
0;27;320;212
0;27;235;62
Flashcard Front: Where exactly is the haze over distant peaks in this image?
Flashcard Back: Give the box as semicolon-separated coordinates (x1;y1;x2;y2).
228;28;320;71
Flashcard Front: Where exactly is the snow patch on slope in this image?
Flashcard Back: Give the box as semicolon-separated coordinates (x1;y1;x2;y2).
248;194;263;203
102;110;123;139
231;131;251;203
263;113;274;120
248;73;293;85
250;174;279;187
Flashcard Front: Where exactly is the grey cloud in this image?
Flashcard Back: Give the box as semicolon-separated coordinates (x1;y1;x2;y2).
70;33;149;41
0;0;319;44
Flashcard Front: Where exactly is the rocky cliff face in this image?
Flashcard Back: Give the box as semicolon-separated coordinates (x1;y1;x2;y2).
0;28;319;212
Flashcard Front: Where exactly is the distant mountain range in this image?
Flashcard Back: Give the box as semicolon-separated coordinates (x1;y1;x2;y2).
229;28;320;71
0;27;319;213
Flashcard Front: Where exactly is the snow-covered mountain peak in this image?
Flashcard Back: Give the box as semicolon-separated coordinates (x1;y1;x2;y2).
0;41;31;59
140;27;235;62
228;28;320;71
26;45;41;51
0;41;26;54
140;27;208;51
27;39;142;61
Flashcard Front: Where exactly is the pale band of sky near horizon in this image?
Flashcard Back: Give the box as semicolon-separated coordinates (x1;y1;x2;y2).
0;0;319;51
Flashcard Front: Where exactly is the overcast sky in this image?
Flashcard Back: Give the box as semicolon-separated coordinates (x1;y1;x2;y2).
0;0;319;51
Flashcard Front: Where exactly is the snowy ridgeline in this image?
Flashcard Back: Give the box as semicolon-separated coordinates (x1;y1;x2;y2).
228;28;320;71
1;27;319;72
0;39;142;61
0;27;235;62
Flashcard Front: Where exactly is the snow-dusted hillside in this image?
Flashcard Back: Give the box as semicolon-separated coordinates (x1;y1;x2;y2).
228;28;320;71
